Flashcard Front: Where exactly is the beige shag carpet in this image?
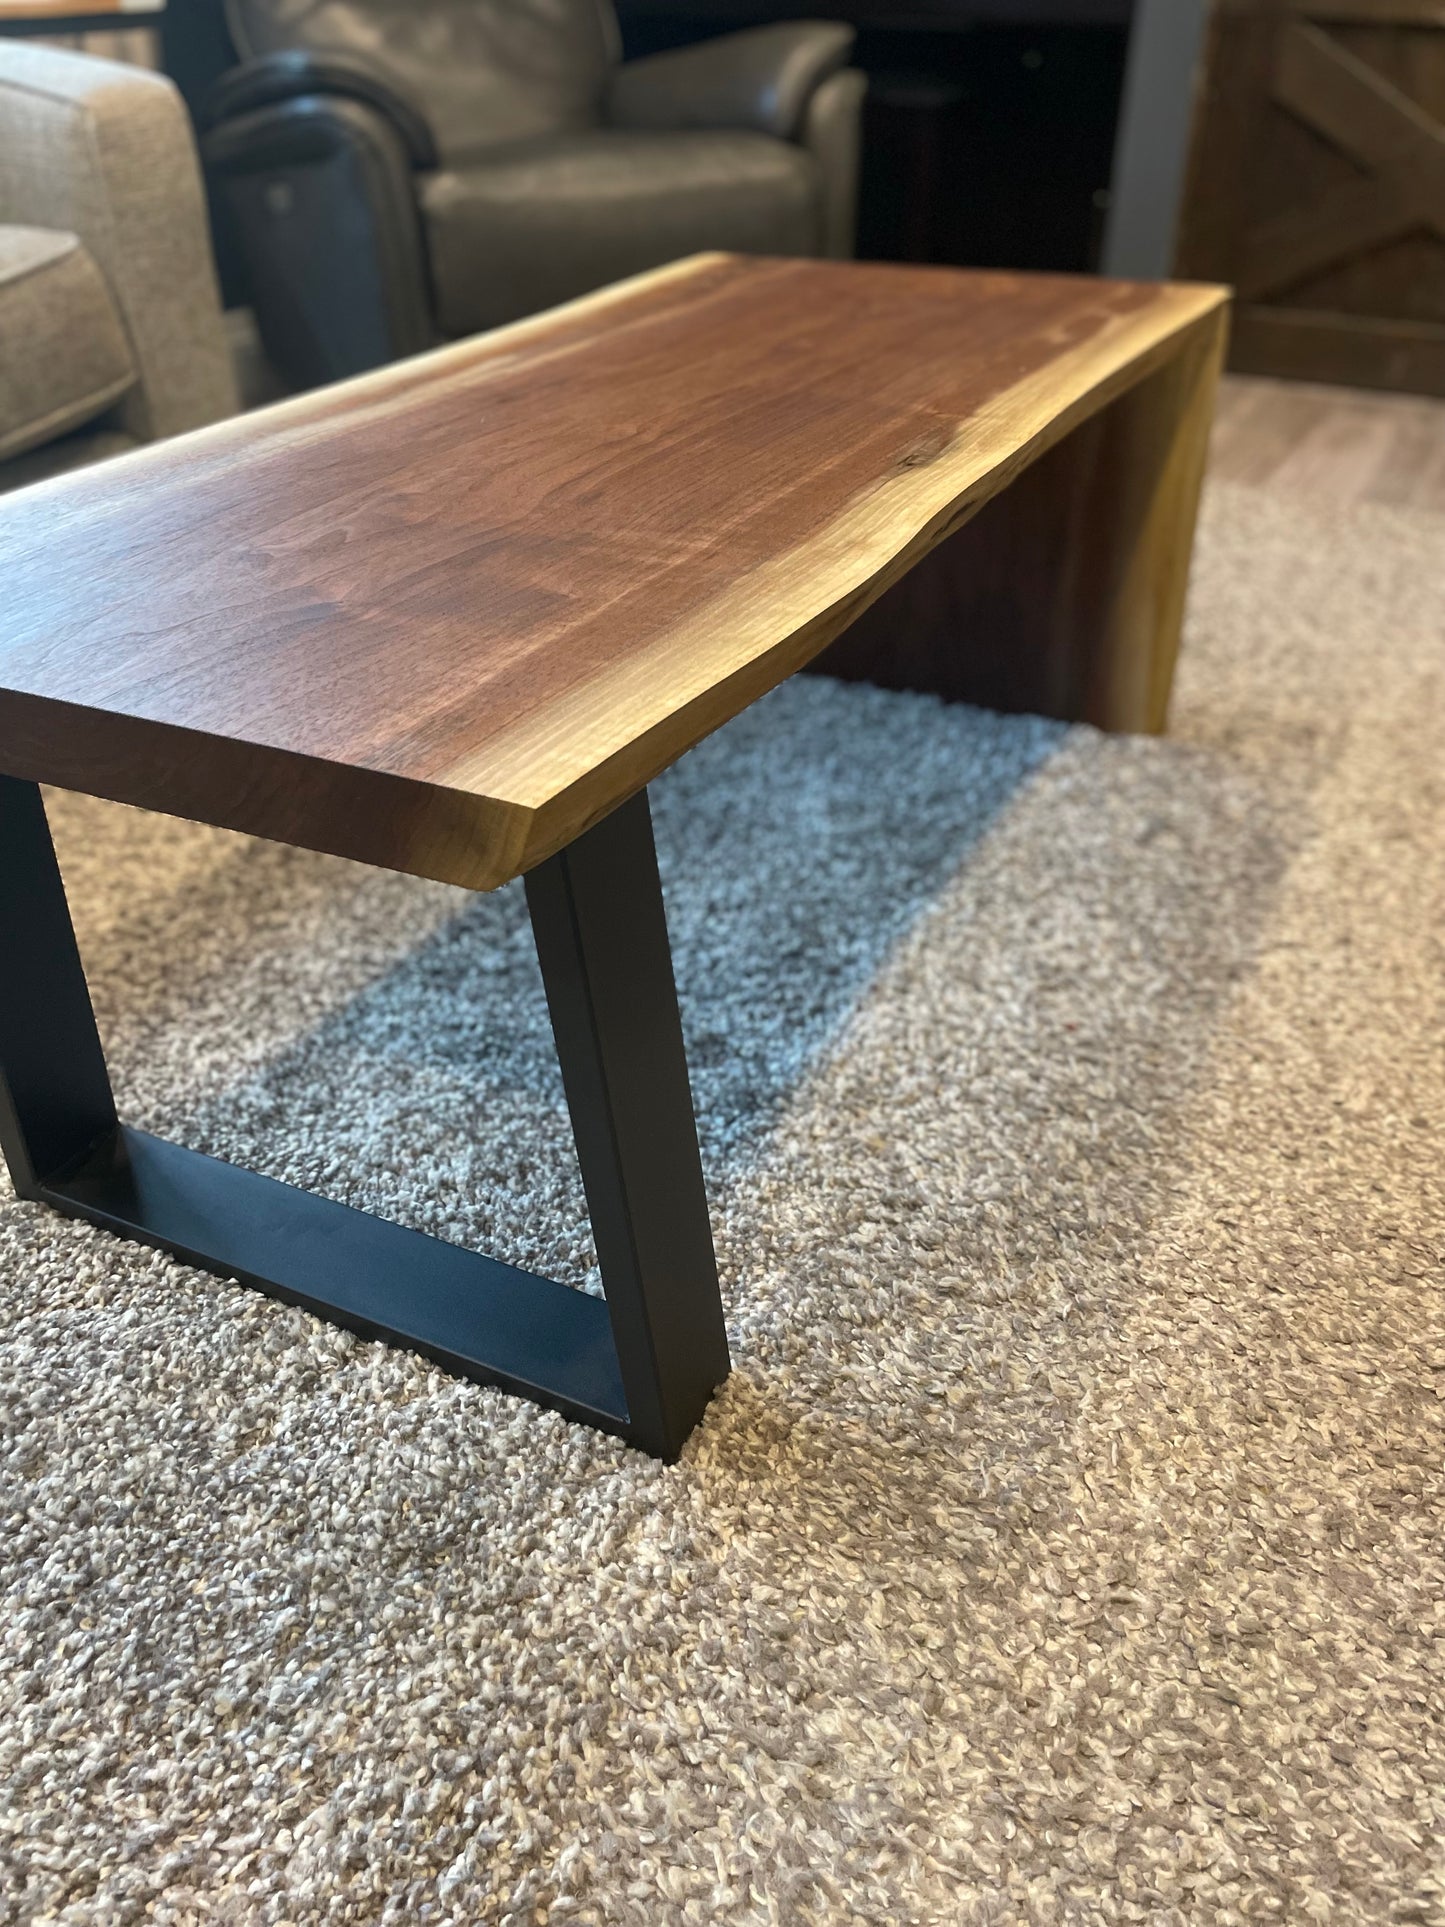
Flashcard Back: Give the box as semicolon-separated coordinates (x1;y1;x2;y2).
2;475;1443;1927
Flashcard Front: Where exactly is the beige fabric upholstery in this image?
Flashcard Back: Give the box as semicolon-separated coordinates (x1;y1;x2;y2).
0;426;138;497
227;0;622;165
0;225;135;461
0;41;238;448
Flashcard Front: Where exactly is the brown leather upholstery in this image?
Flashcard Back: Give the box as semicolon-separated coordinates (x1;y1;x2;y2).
226;0;619;162
203;0;862;387
422;130;819;335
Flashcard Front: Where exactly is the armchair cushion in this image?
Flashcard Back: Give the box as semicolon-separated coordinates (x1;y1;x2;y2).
607;22;854;142
421;129;819;336
0;426;138;496
0;226;135;462
0;42;236;443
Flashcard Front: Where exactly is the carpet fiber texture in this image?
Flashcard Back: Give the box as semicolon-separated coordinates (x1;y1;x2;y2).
2;477;1443;1926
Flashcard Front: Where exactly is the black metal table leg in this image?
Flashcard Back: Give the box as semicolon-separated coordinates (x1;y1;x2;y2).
0;775;729;1459
525;791;729;1462
0;775;118;1198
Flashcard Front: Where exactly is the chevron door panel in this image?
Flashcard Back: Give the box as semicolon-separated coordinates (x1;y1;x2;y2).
1178;0;1445;393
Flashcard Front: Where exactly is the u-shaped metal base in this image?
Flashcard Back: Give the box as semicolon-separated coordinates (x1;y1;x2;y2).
0;777;730;1461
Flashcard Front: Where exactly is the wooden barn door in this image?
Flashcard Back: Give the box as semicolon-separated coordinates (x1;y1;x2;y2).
1178;0;1445;394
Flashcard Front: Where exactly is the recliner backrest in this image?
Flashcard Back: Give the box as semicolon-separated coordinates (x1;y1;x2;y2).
225;0;622;163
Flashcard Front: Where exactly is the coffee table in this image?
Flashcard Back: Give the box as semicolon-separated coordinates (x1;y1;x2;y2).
0;255;1227;1458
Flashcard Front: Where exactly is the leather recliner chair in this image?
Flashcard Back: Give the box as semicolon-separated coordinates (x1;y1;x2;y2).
187;0;865;392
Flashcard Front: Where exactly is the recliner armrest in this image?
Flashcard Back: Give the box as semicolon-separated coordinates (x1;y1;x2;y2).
607;22;855;143
200;93;433;390
202;49;438;170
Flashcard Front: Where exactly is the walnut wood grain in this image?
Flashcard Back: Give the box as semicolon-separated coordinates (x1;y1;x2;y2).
0;254;1227;891
813;304;1226;730
1302;2;1445;21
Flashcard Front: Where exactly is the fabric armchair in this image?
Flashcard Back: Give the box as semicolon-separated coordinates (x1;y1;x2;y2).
192;0;863;392
0;41;237;491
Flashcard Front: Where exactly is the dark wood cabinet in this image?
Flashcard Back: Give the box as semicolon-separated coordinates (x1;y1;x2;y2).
617;1;1132;273
1178;0;1445;395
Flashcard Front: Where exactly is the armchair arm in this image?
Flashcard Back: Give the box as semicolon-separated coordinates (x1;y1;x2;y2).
607;22;855;143
203;50;438;171
202;94;433;390
0;42;236;442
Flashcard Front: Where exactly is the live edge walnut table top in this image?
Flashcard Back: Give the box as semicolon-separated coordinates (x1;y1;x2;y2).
0;255;1228;893
0;255;1228;1458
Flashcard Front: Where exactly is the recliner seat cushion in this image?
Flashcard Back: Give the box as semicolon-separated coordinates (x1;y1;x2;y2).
226;0;620;163
421;129;820;335
0;226;135;463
